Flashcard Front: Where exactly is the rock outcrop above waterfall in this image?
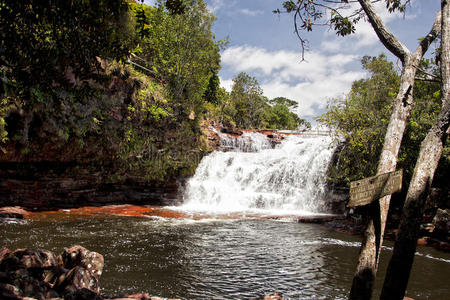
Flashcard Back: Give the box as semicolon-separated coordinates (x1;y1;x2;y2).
203;125;286;152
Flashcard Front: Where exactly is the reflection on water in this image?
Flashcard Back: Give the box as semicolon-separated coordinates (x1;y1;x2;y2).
1;215;449;299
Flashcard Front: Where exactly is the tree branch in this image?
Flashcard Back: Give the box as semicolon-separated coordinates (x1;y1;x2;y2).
415;66;441;80
414;77;440;83
358;0;410;61
415;10;441;58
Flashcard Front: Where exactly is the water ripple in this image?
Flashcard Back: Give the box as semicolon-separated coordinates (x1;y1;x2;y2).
1;217;449;299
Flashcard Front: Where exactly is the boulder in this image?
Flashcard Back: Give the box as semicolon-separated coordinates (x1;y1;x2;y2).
0;249;57;273
0;206;30;219
56;246;104;294
0;246;103;299
0;248;59;299
13;272;54;300
60;246;104;281
432;208;450;240
0;245;180;300
54;266;100;295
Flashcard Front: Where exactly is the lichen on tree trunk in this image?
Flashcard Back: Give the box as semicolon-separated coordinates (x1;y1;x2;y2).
380;1;450;298
349;57;417;300
349;1;442;299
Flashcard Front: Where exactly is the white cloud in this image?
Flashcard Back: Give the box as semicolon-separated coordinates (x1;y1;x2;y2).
220;46;365;116
320;39;343;52
239;8;264;16
207;0;227;13
219;77;233;92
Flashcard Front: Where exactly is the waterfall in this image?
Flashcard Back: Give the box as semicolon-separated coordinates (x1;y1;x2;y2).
181;131;336;215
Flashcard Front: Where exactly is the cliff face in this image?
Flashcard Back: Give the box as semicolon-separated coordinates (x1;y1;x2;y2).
0;63;209;210
0;163;181;211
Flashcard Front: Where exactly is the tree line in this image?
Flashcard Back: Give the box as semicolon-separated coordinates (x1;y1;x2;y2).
205;72;310;130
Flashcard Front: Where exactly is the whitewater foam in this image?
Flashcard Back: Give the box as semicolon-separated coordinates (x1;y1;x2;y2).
181;133;336;215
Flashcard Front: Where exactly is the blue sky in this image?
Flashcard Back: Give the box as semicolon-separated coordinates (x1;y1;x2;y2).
145;0;441;121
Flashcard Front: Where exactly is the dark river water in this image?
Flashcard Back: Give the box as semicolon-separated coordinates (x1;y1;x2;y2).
1;214;449;299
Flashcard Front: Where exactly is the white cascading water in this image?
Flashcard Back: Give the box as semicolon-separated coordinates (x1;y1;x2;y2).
181;131;335;215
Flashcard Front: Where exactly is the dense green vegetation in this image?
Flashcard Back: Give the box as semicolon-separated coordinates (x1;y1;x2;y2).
0;0;135;152
0;0;309;183
0;0;221;181
318;54;449;188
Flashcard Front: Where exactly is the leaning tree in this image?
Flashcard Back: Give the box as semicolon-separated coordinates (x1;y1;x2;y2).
277;1;442;299
380;1;450;299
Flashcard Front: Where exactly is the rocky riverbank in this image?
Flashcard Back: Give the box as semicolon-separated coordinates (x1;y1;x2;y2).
321;208;450;252
0;244;285;300
0;245;181;300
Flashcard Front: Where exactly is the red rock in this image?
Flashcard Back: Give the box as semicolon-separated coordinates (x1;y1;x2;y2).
56;205;160;218
417;238;428;246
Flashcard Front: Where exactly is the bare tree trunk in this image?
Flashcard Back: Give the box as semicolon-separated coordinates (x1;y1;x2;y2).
349;2;441;299
380;1;450;299
349;53;417;300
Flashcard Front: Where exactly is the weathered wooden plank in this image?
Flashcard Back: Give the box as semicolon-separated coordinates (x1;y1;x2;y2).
348;170;403;208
